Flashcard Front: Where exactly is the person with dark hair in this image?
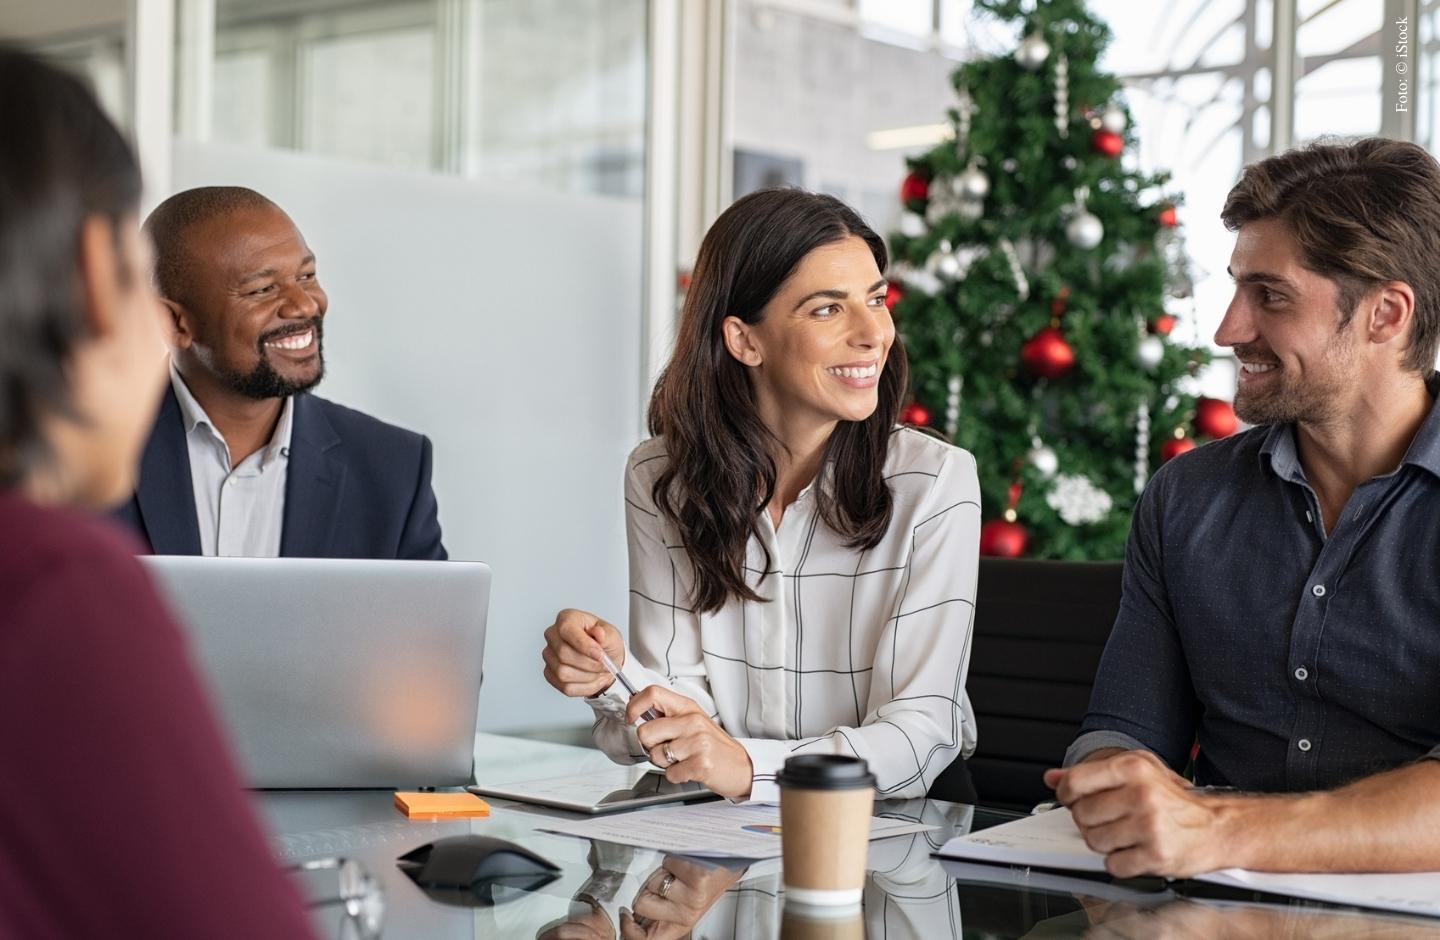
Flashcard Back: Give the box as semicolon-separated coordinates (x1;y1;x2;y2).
110;185;446;559
1048;137;1440;878
0;46;315;937
542;189;981;801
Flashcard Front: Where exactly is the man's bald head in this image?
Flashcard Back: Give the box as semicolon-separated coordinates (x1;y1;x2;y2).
143;186;279;305
146;186;328;403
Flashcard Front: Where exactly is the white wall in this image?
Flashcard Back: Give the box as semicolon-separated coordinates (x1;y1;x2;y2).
173;140;644;732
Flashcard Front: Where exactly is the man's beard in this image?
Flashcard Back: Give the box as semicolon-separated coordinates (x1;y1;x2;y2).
218;318;326;400
1232;333;1354;426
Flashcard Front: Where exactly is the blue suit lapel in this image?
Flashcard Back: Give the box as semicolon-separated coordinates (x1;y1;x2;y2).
135;387;202;555
280;394;345;557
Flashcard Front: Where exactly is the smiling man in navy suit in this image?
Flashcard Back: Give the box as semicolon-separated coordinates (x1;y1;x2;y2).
114;186;445;560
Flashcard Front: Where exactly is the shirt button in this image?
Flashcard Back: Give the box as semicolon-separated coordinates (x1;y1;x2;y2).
1311;584;1326;597
1297;738;1312;752
227;478;238;487
1294;666;1309;681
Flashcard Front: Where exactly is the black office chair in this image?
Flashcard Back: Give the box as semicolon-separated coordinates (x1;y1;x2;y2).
929;558;1122;810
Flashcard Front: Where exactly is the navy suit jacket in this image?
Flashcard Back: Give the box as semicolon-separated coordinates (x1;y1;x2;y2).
114;387;447;560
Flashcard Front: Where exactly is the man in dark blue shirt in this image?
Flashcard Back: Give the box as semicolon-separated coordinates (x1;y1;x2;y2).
1047;137;1440;879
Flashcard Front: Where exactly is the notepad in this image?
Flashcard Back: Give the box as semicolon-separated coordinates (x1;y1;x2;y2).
393;791;491;818
937;808;1440;919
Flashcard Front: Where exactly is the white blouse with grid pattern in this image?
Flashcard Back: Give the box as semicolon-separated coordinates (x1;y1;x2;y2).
588;427;981;802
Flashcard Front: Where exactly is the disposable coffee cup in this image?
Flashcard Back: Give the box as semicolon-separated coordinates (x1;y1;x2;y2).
780;902;865;938
776;754;876;911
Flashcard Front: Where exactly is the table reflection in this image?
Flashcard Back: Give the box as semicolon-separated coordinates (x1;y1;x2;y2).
536;799;975;940
1034;893;1440;939
943;859;1440;939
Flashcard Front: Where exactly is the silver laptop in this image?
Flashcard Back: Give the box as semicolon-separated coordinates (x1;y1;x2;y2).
140;556;490;789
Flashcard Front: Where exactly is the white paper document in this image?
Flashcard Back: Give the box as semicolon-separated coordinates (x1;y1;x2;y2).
540;800;934;859
1199;868;1440;919
937;808;1440;919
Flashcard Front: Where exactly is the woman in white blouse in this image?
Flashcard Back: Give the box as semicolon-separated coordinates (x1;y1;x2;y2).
542;188;981;802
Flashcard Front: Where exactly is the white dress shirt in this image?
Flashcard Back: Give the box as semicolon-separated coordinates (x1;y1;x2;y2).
590;427;981;802
170;365;293;558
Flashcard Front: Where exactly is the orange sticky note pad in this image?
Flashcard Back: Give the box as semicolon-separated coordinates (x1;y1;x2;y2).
393;791;491;818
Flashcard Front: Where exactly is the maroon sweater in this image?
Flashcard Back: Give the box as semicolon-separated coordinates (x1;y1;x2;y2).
0;490;316;939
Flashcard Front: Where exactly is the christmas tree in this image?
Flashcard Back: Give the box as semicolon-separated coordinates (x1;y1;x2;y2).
888;0;1235;560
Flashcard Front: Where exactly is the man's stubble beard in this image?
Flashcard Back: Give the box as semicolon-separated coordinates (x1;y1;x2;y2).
1233;330;1356;427
215;319;326;400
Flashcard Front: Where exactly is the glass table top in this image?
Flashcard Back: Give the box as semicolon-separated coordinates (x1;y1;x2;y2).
253;733;1440;939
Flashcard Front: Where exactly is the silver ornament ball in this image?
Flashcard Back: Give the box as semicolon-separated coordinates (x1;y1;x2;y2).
906;268;942;297
1015;33;1050;71
957;165;990;200
1029;445;1059;478
898;211;927;238
1065;211;1104;249
1137;335;1165;370
1101;104;1127;134
930;240;960;279
955;198;985;222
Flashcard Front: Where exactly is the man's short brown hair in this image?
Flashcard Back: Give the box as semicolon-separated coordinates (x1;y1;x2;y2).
1221;137;1440;373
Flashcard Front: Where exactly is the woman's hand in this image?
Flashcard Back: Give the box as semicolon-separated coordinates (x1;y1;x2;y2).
536;902;615;940
619;856;745;940
542;608;626;698
626;686;754;800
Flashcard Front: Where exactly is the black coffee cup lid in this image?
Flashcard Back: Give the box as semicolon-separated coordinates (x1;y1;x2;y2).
775;755;876;791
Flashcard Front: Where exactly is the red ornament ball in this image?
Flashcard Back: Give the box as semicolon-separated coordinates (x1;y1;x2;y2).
900;172;929;207
1021;326;1076;379
899;402;931;426
980;518;1028;558
1149;313;1177;336
1195;397;1239;439
1091;128;1123;158
1161;436;1196;462
1157;205;1178;227
885;281;904;310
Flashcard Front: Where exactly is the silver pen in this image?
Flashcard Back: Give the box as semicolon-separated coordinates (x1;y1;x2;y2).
599;650;661;721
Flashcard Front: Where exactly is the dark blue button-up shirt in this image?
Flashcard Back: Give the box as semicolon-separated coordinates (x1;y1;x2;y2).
1066;378;1440;792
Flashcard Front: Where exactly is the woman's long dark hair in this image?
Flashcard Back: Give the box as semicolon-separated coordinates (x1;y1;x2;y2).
0;46;142;486
647;188;909;614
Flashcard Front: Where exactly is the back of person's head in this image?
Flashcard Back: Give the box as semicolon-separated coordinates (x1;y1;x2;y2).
647;188;907;613
0;45;144;490
143;186;278;306
1221;137;1440;373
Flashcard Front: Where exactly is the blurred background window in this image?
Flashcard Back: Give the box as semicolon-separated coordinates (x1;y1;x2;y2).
200;0;646;196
